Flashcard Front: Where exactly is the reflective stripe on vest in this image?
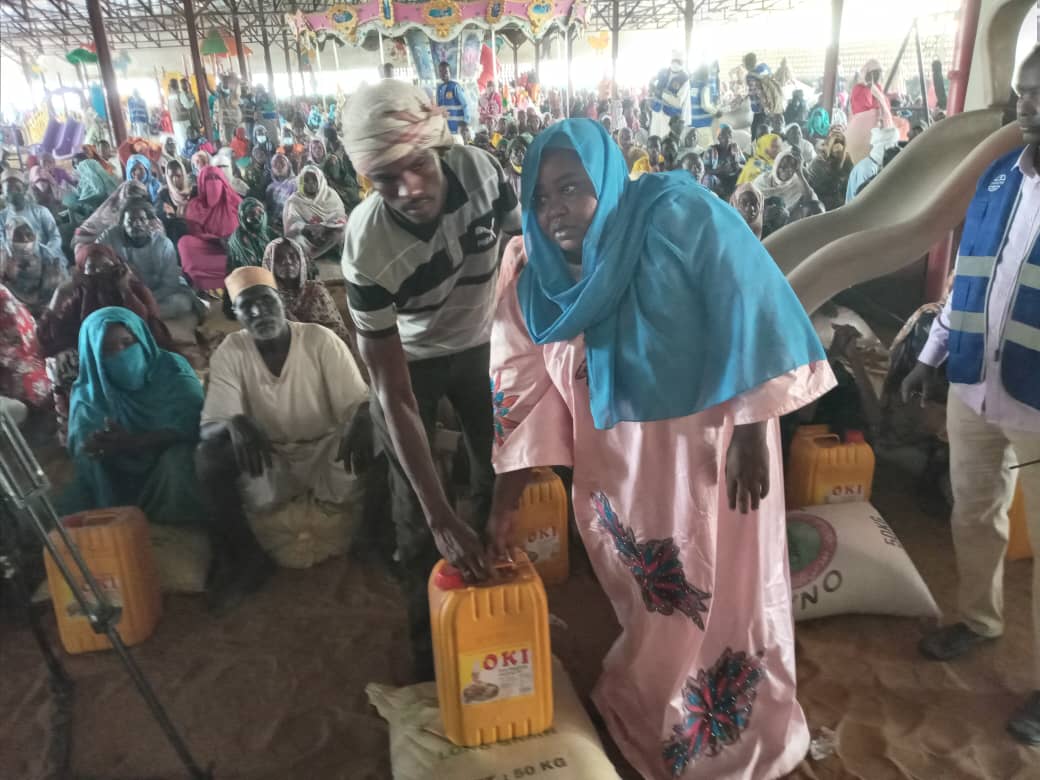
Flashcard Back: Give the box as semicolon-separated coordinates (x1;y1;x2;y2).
1005;320;1040;352
954;255;996;277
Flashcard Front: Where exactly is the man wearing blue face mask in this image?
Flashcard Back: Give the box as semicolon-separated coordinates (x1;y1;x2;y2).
57;307;208;536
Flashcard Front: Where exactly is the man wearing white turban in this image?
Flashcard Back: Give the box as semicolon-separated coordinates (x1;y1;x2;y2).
341;79;521;680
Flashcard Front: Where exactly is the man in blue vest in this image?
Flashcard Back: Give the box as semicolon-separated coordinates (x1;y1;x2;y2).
903;45;1040;746
436;61;470;136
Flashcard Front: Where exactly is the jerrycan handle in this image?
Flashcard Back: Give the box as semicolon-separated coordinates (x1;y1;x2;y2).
811;434;842;446
492;548;531;578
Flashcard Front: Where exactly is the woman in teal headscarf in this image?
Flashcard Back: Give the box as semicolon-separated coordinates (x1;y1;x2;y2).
62;159;119;223
125;153;163;203
485;119;834;780
60;307;206;526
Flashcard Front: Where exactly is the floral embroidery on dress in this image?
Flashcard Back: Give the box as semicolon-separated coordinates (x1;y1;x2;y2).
491;373;520;445
592;491;711;628
662;647;765;776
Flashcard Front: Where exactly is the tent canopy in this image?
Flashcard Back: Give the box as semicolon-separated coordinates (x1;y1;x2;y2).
1;0;806;58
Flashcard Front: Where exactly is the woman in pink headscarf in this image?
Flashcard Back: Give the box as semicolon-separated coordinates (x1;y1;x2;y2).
846;59;893;163
177;166;241;292
850;59;893;123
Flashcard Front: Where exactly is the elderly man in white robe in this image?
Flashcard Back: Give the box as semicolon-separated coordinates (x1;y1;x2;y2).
197;266;369;612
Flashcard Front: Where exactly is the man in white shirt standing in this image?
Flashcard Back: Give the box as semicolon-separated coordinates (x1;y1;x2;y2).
904;46;1040;746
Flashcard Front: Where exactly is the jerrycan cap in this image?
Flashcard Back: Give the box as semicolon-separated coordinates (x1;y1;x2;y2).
845;430;865;443
434;565;467;590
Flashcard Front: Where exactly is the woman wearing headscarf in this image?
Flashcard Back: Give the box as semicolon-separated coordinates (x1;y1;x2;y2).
58;307;206;527
702;124;746;200
0;282;51;410
213;148;250;197
310;137;361;212
190;149;211;178
81;144;117;177
252;124;275;159
62;158;120;223
226;197;271;271
730;182;764;239
39;152;77;198
155;159;193;249
282;165;346;261
261;237;352;345
71;180;162;253
240;145;272;202
230;126;251;161
125;153;163;203
850;59;893;122
28;165;65;217
806;130;854;212
752;149;820;214
178;165;241;293
159;134;181;173
38;244;174;442
265;153;297;235
1;216;68;317
736;132;781;185
487;119;832;779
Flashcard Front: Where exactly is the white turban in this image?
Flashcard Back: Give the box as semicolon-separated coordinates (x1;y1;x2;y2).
341;80;454;176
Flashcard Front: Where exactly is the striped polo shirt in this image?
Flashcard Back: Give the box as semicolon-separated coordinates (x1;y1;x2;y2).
341;145;521;361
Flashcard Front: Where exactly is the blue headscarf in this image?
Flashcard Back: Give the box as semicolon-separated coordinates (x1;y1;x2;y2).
68;307;203;461
74;159;119;202
518;119;826;430
126;153;161;202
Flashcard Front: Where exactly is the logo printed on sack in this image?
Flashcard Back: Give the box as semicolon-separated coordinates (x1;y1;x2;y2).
988;174;1007;192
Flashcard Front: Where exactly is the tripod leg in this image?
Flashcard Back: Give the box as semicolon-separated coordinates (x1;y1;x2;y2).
2;548;74;779
104;626;213;780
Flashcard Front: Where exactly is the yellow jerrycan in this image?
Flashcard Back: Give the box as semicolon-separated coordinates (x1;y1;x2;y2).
44;506;162;654
508;468;570;586
428;552;553;747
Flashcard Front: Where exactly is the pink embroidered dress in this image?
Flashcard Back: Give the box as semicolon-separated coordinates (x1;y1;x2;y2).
491;240;835;779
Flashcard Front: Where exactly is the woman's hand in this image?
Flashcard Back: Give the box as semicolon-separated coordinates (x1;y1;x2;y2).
725;421;770;514
487;504;519;562
84;420;142;458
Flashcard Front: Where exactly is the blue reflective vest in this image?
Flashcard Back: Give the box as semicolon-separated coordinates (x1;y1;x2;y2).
947;147;1040;410
689;77;719;129
437;80;468;133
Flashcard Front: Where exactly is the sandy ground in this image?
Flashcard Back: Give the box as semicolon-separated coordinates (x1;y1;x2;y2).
2;455;1038;780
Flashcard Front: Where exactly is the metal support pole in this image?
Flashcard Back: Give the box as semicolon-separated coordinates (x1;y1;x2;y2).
231;1;248;80
260;18;275;93
684;0;694;69
283;28;296;97
512;42;519;84
946;0;981;116
566;26;573;118
913;20;930;123
491;29;497;86
315;44;325;109
85;0;128;145
884;23;914;94
379;30;386;65
183;0;213;140
821;0;844;118
610;0;620;99
534;38;541;82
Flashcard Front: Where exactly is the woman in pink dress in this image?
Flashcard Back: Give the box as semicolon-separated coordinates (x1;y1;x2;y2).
178;165;241;292
486;119;835;779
